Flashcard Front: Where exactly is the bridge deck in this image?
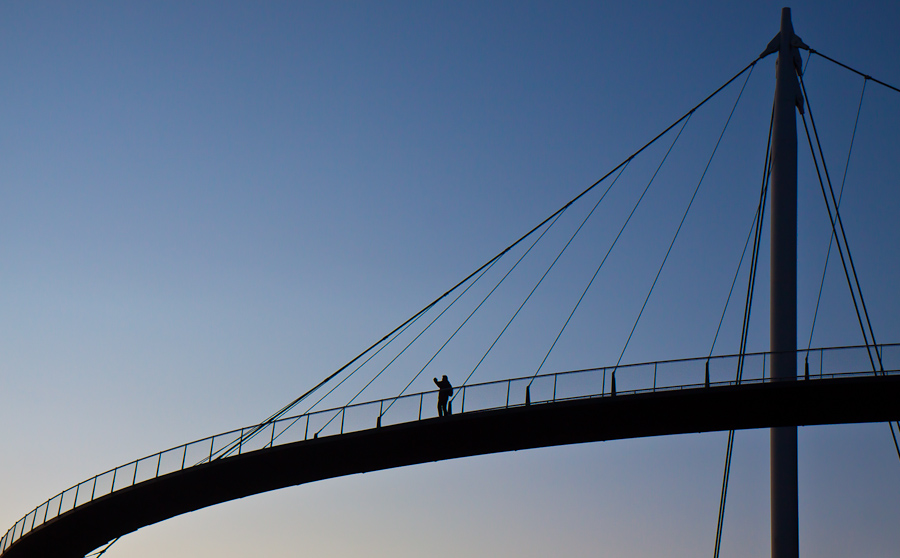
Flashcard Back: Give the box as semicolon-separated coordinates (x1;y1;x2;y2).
4;374;900;558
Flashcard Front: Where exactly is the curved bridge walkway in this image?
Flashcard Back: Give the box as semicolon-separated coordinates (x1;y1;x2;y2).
3;344;900;558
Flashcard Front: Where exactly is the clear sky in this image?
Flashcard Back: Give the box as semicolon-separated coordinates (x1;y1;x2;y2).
2;2;900;557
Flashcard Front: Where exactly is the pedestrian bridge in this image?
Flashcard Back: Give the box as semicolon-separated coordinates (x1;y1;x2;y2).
3;344;899;558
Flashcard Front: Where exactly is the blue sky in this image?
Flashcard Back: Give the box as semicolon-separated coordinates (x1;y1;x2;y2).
2;2;900;557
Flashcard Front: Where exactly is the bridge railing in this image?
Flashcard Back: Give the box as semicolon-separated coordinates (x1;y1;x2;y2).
3;343;899;554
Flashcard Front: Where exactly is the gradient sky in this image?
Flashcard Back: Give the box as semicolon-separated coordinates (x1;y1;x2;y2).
3;2;900;557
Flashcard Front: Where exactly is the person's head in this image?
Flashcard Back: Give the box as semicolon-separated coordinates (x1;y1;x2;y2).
442;375;448;380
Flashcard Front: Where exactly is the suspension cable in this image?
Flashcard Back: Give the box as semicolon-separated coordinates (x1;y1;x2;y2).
385;206;569;415
213;311;423;459
707;209;759;358
203;57;764;456
799;112;876;368
455;163;630;392
734;98;774;386
890;422;900;462
808;49;900;94
301;309;428;414
714;99;774;558
614;63;756;372
529;116;692;385
318;253;514;433
85;537;120;557
713;429;735;558
709;103;774;357
798;76;881;372
799;75;900;463
242;58;762;433
801;50;812;76
807;78;867;351
801;73;882;370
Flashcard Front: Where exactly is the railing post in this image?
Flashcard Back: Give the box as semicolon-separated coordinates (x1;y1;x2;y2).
653;363;657;391
182;445;188;470
156;454;162;478
460;386;465;413
418;393;423;420
238;428;244;455
506;381;511;408
209;437;215;461
110;469;118;494
270;421;276;447
378;400;383;428
602;369;606;395
552;374;557;401
340;408;345;434
304;415;309;441
133;461;139;485
73;484;80;511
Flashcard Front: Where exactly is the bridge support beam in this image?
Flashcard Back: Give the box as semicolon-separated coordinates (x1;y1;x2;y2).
4;375;899;558
765;7;805;558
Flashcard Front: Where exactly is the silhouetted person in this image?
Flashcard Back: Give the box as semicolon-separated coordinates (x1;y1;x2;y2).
433;375;453;417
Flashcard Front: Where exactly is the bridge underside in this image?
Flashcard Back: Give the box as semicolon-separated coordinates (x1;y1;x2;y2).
8;375;900;558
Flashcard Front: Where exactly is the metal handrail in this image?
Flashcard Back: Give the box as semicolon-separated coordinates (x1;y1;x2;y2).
2;343;897;554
